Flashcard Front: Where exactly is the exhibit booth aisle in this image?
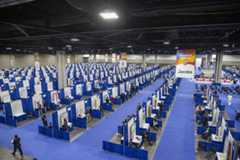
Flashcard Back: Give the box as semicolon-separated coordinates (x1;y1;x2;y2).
194;83;240;160
0;63;172;127
0;65;58;126
38;65;174;141
102;76;181;160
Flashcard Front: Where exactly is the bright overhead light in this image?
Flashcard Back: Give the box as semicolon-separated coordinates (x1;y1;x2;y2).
163;41;170;45
6;47;12;50
48;47;53;50
70;38;79;42
175;46;179;50
100;11;119;20
127;45;132;48
223;43;229;47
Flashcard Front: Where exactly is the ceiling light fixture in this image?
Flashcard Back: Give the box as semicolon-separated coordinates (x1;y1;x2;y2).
163;41;170;45
70;38;80;42
100;11;119;20
48;47;53;50
223;44;229;47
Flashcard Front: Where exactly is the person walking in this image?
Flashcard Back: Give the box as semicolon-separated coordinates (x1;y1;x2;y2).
11;134;23;158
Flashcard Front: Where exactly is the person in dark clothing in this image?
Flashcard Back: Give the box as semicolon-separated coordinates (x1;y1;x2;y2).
11;134;23;158
158;101;164;112
48;122;53;128
202;111;209;128
41;115;48;127
120;93;126;103
105;96;111;104
62;118;68;131
126;90;131;98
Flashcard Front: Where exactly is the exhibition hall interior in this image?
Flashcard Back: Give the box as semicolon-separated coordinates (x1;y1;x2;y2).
0;0;240;160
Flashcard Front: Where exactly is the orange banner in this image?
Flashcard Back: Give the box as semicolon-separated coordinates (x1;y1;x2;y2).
176;49;196;78
176;49;196;65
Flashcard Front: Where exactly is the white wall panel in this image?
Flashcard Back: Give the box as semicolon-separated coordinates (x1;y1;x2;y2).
1;53;240;69
222;55;240;65
39;54;57;65
128;54;143;63
0;54;11;69
15;54;35;67
156;55;176;64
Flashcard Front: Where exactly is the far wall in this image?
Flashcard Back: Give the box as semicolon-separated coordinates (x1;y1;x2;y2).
0;53;240;69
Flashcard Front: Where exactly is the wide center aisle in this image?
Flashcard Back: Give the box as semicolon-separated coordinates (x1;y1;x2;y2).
153;79;196;160
0;79;164;160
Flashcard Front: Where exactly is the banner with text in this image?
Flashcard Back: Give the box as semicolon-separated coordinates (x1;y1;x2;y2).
176;49;196;78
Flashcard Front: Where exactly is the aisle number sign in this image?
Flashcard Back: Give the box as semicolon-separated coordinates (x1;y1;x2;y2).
176;49;196;78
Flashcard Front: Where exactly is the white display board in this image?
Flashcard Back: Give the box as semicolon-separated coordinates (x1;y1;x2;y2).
51;91;59;104
76;84;83;95
76;101;85;117
119;60;127;68
91;95;100;110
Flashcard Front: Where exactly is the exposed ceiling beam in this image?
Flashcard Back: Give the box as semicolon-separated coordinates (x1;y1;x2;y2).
0;21;65;34
0;0;35;8
0;22;239;41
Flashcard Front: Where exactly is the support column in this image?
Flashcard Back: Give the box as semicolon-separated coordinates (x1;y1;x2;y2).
9;54;15;67
105;54;108;63
207;54;212;69
74;54;78;64
34;52;40;69
142;54;146;66
66;54;71;64
57;51;67;89
93;54;96;62
214;52;223;83
155;54;157;64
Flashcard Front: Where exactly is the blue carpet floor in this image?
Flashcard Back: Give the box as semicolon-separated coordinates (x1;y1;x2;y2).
220;94;240;131
0;79;163;160
153;79;196;160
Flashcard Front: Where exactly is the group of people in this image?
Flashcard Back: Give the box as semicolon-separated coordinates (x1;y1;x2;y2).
41;115;52;128
35;101;47;115
196;105;211;140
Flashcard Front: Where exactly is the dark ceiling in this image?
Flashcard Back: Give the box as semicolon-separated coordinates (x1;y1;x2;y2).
0;0;239;54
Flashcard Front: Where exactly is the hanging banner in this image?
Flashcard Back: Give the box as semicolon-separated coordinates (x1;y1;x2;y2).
176;49;196;78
